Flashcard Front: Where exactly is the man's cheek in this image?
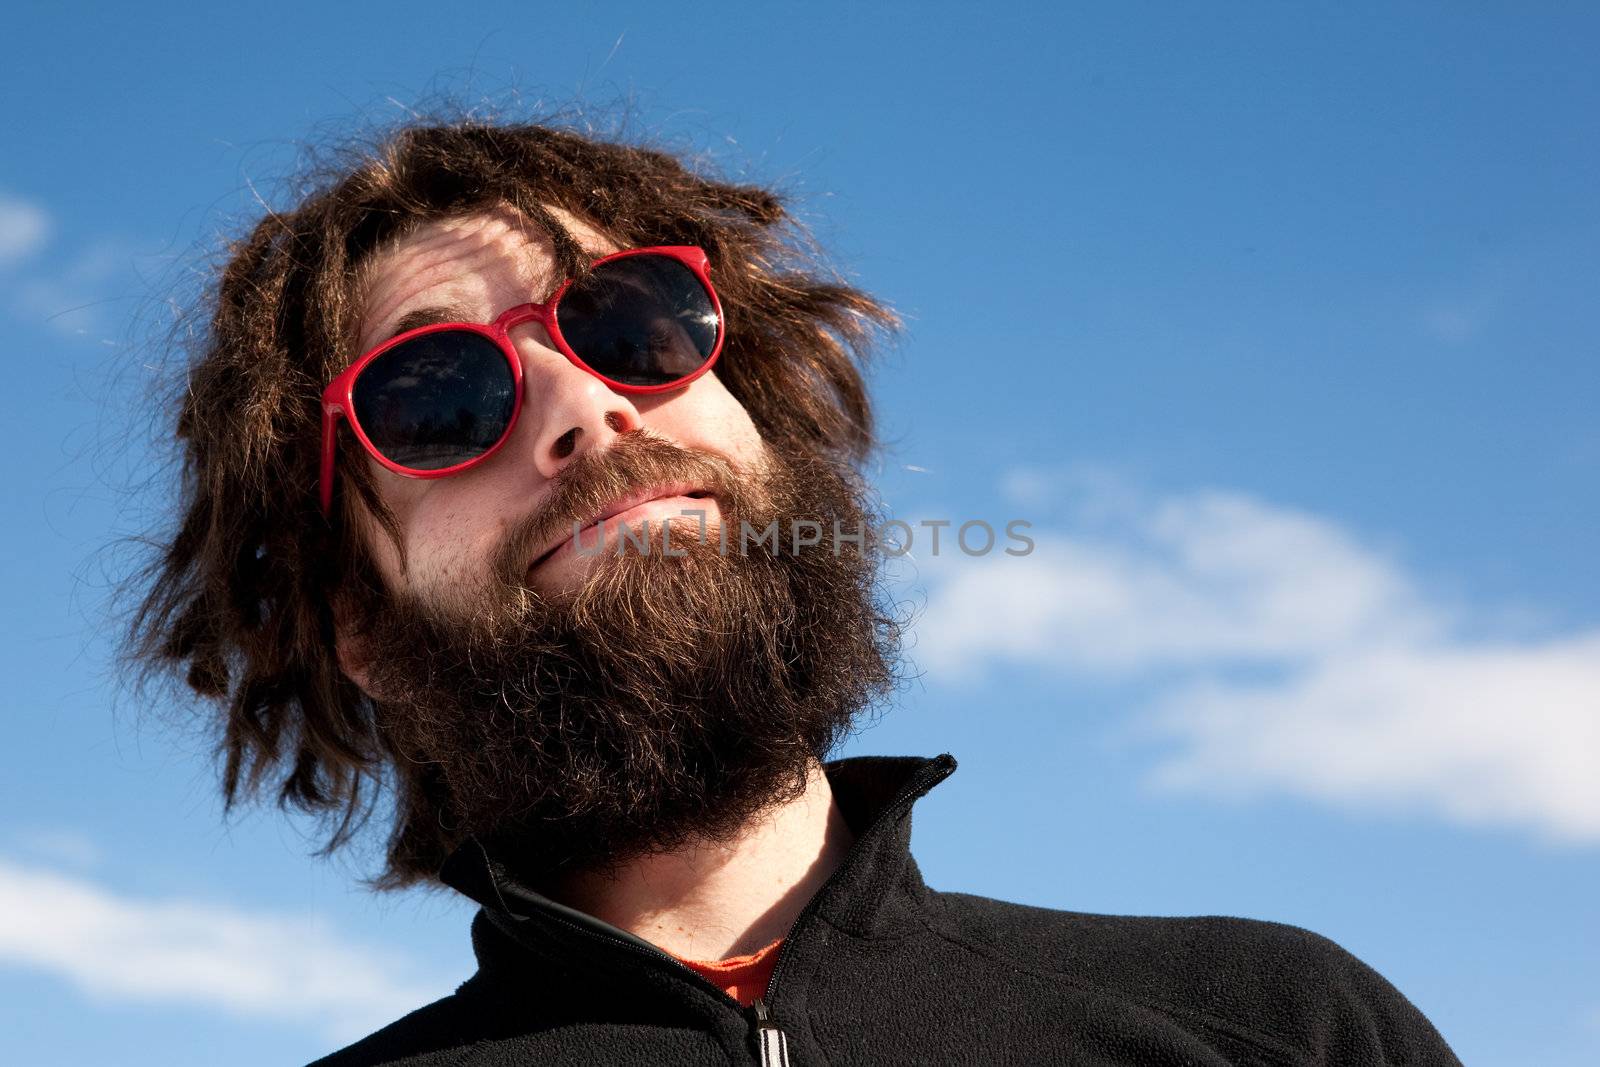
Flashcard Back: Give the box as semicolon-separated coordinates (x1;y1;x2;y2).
712;420;769;479
418;534;492;595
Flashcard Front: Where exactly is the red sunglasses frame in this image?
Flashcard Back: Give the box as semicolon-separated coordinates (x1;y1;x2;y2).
319;245;724;514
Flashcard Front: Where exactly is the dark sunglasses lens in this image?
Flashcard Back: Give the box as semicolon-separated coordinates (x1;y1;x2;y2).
555;255;720;386
350;331;516;470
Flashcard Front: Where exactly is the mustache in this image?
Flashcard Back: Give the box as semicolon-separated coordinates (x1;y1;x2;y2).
490;432;754;588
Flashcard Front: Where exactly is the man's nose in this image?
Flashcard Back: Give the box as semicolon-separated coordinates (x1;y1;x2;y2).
509;328;643;481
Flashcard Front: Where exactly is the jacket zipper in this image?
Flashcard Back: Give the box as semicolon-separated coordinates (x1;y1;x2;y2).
749;997;791;1067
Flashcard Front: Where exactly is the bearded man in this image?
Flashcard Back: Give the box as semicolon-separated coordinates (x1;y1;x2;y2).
128;119;1461;1066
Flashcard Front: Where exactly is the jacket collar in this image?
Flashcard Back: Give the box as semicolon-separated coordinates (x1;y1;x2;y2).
438;753;958;979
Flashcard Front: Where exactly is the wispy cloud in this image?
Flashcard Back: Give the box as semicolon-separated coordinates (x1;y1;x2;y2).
10;240;140;337
914;491;1441;675
8;826;103;870
0;857;452;1042
912;470;1600;844
1420;298;1494;344
0;189;147;339
0;191;50;265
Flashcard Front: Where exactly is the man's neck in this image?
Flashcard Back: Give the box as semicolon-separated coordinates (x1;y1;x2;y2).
545;759;854;961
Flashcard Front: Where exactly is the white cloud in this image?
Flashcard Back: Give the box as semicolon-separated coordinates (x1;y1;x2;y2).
1143;636;1600;843
0;192;50;264
914;490;1440;676
912;473;1600;844
0;857;452;1042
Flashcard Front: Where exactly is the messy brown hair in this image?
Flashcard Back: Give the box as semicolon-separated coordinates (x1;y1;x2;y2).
125;116;897;888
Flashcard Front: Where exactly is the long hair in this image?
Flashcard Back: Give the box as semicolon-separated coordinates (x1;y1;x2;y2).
124;117;897;889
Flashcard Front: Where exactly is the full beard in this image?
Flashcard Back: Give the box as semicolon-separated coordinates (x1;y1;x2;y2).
355;433;900;889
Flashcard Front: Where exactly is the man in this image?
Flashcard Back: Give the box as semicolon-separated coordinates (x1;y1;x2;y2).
129;119;1461;1065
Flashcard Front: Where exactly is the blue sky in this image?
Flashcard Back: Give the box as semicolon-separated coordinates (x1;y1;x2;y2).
2;3;1597;1064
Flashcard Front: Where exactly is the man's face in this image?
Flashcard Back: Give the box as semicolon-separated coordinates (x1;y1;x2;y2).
333;204;896;884
350;205;769;606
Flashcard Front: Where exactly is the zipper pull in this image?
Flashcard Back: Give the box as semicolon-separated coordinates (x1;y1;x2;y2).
749;997;791;1067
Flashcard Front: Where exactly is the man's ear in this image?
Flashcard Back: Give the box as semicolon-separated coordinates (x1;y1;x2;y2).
331;595;379;699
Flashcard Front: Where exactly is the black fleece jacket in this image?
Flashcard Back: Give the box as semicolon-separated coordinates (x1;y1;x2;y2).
308;753;1463;1066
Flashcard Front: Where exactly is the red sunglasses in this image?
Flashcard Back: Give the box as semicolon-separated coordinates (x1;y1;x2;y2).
319;245;724;514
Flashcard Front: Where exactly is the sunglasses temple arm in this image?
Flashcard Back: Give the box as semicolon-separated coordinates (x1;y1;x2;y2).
319;406;340;515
